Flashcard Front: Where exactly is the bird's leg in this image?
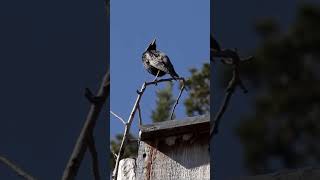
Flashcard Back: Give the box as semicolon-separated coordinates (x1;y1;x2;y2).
153;70;160;86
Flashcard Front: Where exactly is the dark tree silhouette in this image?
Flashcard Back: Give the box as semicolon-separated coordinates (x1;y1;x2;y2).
151;82;176;122
235;3;320;173
184;63;210;116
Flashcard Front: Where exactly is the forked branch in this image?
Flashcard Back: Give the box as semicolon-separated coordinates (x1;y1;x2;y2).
112;77;185;180
62;72;110;180
210;40;252;138
110;111;126;125
170;78;186;120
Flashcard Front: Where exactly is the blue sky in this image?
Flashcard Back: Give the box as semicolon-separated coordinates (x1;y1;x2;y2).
110;0;210;138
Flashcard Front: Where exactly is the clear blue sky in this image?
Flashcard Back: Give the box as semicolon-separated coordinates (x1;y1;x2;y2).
110;0;210;138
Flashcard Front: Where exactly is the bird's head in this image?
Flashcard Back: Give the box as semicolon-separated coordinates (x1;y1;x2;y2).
145;38;157;51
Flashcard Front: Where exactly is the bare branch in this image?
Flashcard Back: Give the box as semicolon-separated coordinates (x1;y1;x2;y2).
210;49;250;138
110;111;126;125
137;104;142;127
85;88;105;104
0;155;36;180
62;71;110;180
145;77;185;86
170;78;186;120
113;77;184;179
87;133;101;180
110;148;118;159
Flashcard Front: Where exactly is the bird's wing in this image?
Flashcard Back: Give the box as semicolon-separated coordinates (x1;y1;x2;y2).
147;51;171;73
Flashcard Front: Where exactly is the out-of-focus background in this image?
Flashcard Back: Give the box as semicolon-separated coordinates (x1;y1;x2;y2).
212;0;320;179
0;0;108;179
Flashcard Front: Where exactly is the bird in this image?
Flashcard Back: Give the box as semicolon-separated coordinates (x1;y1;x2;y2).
142;39;179;82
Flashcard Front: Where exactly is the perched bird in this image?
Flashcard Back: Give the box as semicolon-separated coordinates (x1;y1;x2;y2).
142;39;179;81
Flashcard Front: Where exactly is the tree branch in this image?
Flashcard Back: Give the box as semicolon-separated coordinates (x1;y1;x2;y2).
110;111;126;125
210;49;250;138
110;148;118;159
112;77;184;179
87;133;101;180
137;104;142;127
0;155;36;180
170;78;186;120
62;71;110;180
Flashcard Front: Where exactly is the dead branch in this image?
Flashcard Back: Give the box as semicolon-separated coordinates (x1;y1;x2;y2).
0;155;36;180
137;104;142;127
110;148;118;159
210;48;251;138
110;111;126;125
62;71;110;180
170;78;186;120
87;133;101;180
112;77;184;180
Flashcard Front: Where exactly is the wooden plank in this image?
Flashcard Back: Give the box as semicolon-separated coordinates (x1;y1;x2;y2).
117;158;136;180
136;128;210;180
140;114;210;141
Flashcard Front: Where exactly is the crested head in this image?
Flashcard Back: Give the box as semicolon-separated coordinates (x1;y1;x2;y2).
145;38;157;51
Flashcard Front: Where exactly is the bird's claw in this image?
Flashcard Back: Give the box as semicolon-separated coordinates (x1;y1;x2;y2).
153;78;158;86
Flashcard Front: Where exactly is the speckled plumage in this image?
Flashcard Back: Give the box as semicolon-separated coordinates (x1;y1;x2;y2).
142;39;179;79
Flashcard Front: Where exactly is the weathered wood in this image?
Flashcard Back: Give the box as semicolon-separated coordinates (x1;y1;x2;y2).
140;115;209;141
136;115;210;180
117;158;136;180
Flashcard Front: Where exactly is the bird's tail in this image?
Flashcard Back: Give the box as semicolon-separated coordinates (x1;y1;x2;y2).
170;71;179;80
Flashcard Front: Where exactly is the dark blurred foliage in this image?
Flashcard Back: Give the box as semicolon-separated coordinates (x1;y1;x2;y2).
235;3;320;173
151;82;176;122
184;63;210;116
151;63;210;119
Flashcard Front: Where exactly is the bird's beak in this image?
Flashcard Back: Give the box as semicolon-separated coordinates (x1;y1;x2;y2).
145;38;157;51
151;38;156;46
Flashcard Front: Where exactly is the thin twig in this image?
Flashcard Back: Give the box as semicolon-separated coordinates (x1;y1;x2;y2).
87;133;101;180
0;155;36;180
110;111;126;125
146;77;185;85
170;78;185;120
137;104;142;127
62;72;110;180
210;81;235;138
110;148;118;159
112;77;184;179
210;48;250;138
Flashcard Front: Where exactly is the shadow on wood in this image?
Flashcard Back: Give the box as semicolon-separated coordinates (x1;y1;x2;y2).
135;115;210;180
